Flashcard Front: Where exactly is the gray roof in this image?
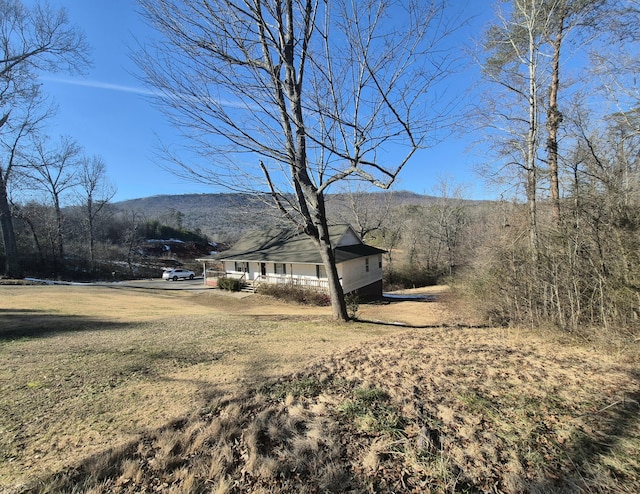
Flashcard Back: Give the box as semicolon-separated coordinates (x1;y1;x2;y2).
209;225;385;265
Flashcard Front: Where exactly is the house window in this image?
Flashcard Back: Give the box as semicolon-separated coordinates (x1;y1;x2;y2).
316;264;326;278
378;255;382;269
365;257;370;273
234;261;248;272
275;263;287;275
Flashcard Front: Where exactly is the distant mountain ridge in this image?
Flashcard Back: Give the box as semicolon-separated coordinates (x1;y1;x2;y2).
113;193;270;241
112;191;458;241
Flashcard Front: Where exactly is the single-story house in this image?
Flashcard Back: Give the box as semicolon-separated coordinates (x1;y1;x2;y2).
198;224;386;300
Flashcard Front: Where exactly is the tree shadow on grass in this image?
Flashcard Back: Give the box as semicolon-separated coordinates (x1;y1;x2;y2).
27;362;358;494
530;384;640;492
354;316;489;329
0;308;128;340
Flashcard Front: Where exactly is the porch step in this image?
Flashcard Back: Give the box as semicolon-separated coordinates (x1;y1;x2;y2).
240;282;256;293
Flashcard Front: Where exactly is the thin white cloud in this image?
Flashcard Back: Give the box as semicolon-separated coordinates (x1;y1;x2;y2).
41;75;255;110
41;76;159;97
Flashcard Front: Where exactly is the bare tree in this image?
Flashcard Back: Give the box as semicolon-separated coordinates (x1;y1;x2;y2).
376;207;404;271
25;135;81;270
544;1;566;224
0;0;89;275
389;181;468;282
428;177;468;276
0;93;51;275
137;0;458;320
328;183;396;242
543;0;611;225
590;2;640;128
12;201;49;266
481;0;616;231
481;0;559;260
121;209;145;278
76;155;116;271
467;1;640;334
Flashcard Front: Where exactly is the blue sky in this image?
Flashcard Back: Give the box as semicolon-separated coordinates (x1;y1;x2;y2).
33;0;492;202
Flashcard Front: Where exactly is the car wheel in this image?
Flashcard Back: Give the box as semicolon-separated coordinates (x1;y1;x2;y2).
173;276;178;281
189;274;194;280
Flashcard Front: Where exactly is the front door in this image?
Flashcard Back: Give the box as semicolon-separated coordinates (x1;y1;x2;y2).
260;262;266;276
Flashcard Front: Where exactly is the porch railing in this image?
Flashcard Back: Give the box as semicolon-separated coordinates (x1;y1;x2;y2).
253;274;330;292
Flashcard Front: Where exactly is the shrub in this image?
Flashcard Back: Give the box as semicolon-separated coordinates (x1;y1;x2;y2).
256;283;331;306
217;276;242;292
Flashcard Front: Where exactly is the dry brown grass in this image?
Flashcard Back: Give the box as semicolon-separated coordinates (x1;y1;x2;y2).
1;284;639;493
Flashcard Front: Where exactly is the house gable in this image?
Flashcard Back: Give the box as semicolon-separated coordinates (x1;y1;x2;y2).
335;226;362;248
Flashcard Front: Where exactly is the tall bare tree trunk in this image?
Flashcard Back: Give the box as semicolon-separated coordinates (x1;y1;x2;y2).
53;193;64;267
87;197;96;271
547;5;565;226
294;172;349;320
315;220;348;320
283;0;348;321
0;182;19;276
527;25;540;261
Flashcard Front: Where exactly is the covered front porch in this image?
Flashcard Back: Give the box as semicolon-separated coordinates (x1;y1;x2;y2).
199;258;331;292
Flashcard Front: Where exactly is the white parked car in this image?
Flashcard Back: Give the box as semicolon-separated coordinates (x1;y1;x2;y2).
162;268;195;281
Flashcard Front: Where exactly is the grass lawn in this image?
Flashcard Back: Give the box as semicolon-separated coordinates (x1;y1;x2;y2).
1;284;638;493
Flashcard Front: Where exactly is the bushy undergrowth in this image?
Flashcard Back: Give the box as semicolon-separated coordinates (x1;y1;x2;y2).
256;283;331;306
459;227;640;341
217;276;242;292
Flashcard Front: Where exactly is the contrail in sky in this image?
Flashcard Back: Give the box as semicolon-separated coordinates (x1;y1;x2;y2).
41;76;159;97
42;76;254;110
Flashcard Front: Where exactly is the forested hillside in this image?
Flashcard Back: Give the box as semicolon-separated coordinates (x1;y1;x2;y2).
113;191;444;241
113;193;269;241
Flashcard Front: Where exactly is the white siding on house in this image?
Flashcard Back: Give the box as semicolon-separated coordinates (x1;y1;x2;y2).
339;255;383;294
294;264;317;277
249;262;261;280
226;261;248;276
215;225;383;296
